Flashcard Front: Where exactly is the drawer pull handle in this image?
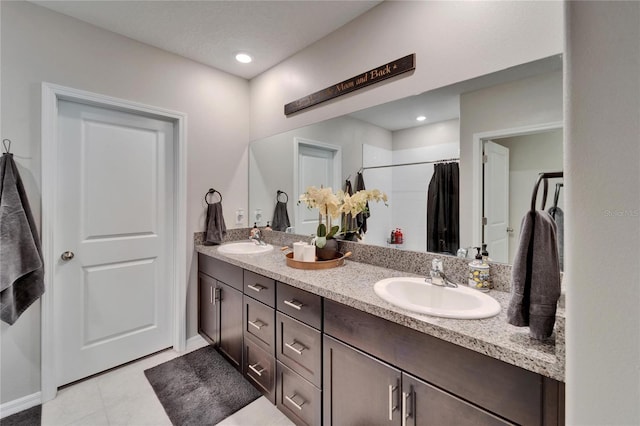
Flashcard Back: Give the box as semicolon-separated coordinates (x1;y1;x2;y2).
248;319;266;330
247;284;266;292
388;383;399;421
285;394;306;411
285;341;307;355
402;389;413;426
248;363;265;376
284;299;303;310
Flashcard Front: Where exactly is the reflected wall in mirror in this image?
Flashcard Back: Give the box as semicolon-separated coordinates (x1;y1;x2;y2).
249;55;563;265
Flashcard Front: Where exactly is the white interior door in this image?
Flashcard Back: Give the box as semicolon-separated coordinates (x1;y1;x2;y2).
54;100;174;386
295;141;341;236
483;141;509;263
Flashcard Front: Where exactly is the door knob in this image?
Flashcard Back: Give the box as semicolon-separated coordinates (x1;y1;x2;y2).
506;227;514;233
60;251;75;261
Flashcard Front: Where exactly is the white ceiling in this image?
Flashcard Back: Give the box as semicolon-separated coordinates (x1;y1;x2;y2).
32;0;382;80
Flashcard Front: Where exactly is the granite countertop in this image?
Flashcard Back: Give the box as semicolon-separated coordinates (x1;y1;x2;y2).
195;243;565;382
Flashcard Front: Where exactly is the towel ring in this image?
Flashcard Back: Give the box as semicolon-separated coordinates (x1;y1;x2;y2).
277;190;288;203
204;188;222;204
2;139;11;154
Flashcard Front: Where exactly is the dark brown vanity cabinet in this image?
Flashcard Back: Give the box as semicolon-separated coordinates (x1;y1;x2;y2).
198;253;244;370
198;255;564;426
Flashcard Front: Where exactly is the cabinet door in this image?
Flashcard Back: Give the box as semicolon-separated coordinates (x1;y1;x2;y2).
402;373;512;426
323;335;401;426
218;281;243;370
198;272;218;343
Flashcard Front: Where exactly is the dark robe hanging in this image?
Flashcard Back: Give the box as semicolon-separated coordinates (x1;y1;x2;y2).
427;162;459;254
355;172;369;234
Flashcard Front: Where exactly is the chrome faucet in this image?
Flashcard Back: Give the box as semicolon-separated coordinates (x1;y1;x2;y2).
250;229;267;246
428;258;458;288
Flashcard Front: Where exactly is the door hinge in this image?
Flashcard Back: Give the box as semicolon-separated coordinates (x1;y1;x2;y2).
482;217;488;226
482;154;488;164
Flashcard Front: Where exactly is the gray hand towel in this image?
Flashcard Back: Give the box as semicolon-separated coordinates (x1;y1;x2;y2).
204;202;226;245
547;206;564;270
507;210;561;339
271;201;290;232
0;153;45;325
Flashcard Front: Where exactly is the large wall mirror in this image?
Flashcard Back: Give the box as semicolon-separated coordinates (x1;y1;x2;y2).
249;55;563;266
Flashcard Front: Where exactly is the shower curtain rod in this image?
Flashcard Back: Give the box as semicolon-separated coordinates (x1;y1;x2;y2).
360;157;459;172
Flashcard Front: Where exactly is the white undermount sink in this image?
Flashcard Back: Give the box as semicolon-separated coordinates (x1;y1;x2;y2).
374;277;501;319
217;241;274;255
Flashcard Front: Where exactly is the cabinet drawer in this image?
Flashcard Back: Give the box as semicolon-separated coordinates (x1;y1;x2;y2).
277;282;322;329
245;338;275;403
276;312;322;388
244;270;276;307
244;296;275;354
277;361;321;426
198;253;243;291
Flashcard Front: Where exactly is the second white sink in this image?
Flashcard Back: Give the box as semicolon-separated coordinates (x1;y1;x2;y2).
218;241;274;255
374;277;500;319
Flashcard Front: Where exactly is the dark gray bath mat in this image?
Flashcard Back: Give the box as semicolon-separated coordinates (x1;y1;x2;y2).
144;346;261;425
0;405;41;426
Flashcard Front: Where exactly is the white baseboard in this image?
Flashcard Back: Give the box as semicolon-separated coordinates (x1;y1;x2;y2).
185;334;208;352
0;391;42;419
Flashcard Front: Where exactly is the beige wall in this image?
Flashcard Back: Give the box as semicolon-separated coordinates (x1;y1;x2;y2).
0;1;250;404
566;1;640;423
250;0;563;141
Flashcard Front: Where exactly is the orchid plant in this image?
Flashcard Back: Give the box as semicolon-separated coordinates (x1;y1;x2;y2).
298;186;388;248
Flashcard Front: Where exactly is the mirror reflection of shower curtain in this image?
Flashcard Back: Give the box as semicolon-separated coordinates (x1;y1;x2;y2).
427;162;459;254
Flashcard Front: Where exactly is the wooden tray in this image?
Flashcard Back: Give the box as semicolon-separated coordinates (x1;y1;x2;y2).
283;249;352;270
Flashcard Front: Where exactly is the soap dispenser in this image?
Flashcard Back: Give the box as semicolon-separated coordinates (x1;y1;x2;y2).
250;223;259;238
468;247;491;291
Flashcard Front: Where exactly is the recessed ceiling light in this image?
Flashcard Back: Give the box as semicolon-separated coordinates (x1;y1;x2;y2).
235;53;252;64
416;115;427;122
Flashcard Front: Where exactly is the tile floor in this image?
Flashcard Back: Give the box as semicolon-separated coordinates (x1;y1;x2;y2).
41;341;294;426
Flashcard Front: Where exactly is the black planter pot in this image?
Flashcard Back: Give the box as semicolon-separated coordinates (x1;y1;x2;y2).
316;239;339;260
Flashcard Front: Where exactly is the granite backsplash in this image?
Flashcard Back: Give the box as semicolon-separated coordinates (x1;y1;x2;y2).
195;229;513;292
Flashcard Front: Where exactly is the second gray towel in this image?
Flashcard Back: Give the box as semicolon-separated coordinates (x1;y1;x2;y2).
271;201;290;232
547;206;564;270
507;210;561;339
204;202;226;245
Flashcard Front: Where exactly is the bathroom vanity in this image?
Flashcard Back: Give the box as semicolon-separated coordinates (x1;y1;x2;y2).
196;241;565;426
